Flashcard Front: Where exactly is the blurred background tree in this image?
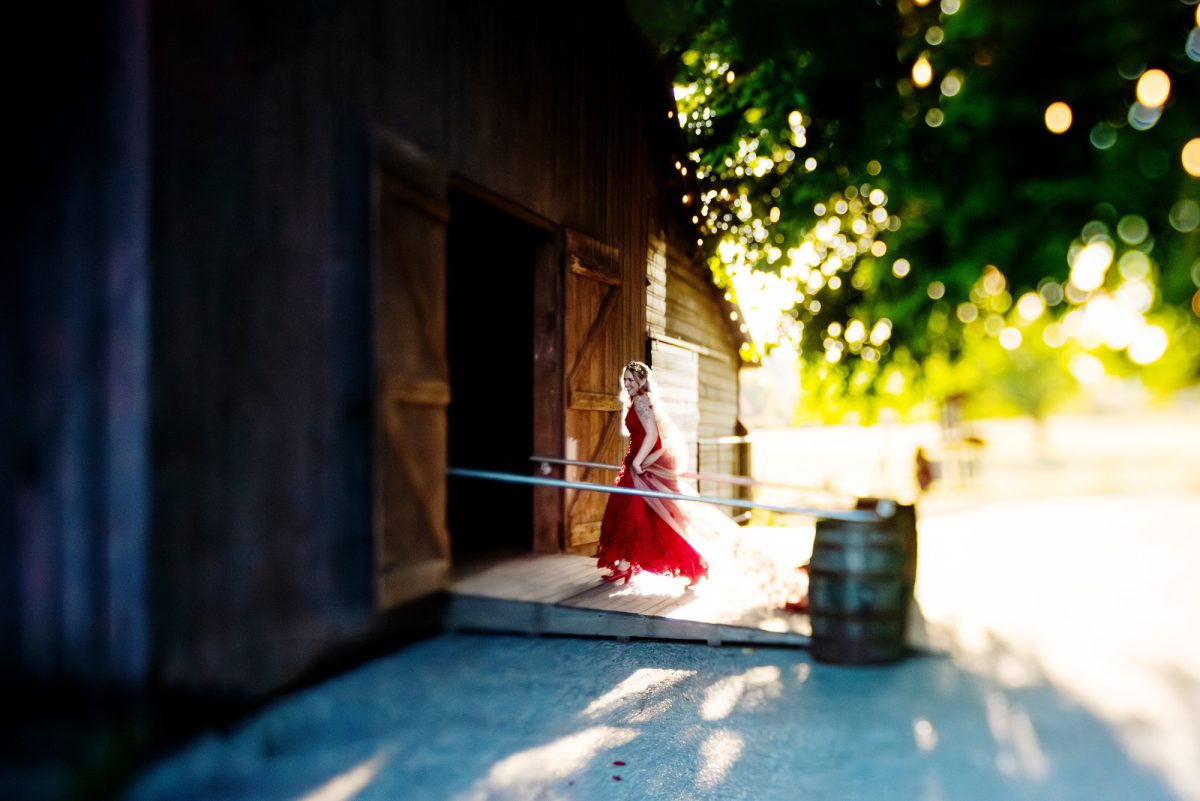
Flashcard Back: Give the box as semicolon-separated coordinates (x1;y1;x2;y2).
631;0;1200;423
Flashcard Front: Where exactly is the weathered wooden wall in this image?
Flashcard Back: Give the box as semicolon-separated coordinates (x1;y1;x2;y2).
9;0;693;696
647;235;748;503
147;0;679;693
652;231;744;503
3;0;151;687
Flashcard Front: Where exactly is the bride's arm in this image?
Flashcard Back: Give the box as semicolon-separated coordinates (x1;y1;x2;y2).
631;395;658;473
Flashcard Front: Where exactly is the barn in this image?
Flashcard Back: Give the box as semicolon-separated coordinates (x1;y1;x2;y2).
3;0;752;699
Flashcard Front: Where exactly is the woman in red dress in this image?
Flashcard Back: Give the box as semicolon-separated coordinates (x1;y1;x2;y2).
596;361;708;585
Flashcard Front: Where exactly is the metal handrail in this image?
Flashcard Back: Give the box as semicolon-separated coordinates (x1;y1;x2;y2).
694;435;753;446
531;456;621;472
448;467;891;522
529;455;843;495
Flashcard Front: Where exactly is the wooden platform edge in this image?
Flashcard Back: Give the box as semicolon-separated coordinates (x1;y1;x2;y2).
443;594;812;648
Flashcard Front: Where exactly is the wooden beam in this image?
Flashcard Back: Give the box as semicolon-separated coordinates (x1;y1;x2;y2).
448;174;557;232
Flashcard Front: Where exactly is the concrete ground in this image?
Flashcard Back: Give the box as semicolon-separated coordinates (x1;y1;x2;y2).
122;493;1200;801
124;410;1200;800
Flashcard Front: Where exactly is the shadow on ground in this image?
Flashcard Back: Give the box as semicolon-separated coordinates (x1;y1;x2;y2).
125;631;1180;801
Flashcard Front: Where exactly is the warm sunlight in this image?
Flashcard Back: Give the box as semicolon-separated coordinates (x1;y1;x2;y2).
581;669;696;718
458;727;639;801
296;753;390;801
696;730;745;790
700;666;782;721
25;4;1200;801
914;495;1200;800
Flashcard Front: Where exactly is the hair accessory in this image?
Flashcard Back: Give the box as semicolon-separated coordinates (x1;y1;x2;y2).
625;361;649;380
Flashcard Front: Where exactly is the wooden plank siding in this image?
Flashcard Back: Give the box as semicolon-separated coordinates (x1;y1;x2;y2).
646;236;749;505
647;234;669;339
142;0;688;693
650;338;700;462
12;0;782;696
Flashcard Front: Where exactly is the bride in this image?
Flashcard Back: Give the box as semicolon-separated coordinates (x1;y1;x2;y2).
595;361;802;608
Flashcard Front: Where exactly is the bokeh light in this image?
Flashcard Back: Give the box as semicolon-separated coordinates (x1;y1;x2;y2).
844;319;866;343
1039;280;1065;306
1043;323;1068;347
1187;28;1200;62
1128;102;1162;131
1044;102;1073;134
1069;240;1114;292
1090;124;1118;150
1115;280;1154;314
912;55;933;88
1116;214;1149;245
1017;292;1045;321
1118;250;1151;280
1170;199;1200;232
1069;352;1105;384
1128;325;1168;365
1182;138;1200;177
870;319;893;346
1117;58;1146;81
1135;69;1171;108
668;10;1199;412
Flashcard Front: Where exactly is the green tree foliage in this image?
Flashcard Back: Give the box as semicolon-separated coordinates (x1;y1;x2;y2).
631;0;1200;420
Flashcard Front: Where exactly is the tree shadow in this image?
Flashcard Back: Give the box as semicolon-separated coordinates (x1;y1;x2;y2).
123;632;1184;801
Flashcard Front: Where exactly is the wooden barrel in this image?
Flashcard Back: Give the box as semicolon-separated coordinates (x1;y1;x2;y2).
808;499;917;664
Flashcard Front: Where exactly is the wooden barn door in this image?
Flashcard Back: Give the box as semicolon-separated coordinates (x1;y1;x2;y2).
373;135;451;609
563;230;624;554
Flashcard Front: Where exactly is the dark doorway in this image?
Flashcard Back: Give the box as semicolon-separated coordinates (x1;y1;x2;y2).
446;192;543;566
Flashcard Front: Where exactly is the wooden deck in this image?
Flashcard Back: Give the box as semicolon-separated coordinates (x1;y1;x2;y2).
445;553;811;648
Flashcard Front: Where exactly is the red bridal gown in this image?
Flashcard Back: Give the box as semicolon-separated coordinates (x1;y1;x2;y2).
595;402;708;582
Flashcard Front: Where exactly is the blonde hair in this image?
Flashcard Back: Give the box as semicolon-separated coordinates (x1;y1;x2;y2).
618;360;690;467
